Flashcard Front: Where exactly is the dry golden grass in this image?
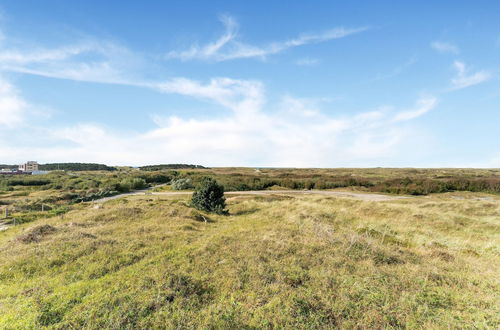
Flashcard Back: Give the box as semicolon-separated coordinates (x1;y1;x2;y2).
0;192;498;328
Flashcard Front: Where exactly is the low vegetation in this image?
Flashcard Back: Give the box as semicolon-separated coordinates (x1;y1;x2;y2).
191;177;226;214
0;171;171;226
170;178;193;190
176;167;500;195
1;167;499;229
140;164;206;171
0;192;498;328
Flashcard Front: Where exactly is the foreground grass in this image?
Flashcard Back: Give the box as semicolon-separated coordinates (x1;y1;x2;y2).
0;193;498;328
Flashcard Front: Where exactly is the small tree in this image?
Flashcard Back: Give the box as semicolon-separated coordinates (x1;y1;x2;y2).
191;177;226;214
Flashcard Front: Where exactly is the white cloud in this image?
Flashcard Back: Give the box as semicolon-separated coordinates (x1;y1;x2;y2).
167;15;368;61
0;79;437;167
154;77;264;116
431;41;459;54
0;77;27;127
280;95;321;117
393;97;438;122
0;44;93;64
0;37;143;85
450;61;491;90
0;16;439;166
167;15;238;61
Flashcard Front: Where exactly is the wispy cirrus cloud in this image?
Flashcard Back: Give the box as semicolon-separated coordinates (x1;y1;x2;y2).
0;14;439;166
166;15;368;62
393;97;438;122
0;44;93;64
450;61;491;90
0;28;259;116
166;15;239;62
431;41;460;54
0;34;144;85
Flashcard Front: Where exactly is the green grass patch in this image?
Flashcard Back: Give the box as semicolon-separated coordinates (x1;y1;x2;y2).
0;193;498;328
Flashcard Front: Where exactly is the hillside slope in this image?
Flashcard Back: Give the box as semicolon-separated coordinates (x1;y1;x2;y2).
0;193;498;328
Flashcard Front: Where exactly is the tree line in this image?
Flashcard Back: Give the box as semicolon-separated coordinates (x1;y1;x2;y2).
39;163;117;171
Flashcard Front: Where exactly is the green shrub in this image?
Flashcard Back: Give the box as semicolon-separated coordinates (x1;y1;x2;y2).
118;178;147;192
171;178;193;190
138;173;172;184
130;178;147;190
191;177;226;214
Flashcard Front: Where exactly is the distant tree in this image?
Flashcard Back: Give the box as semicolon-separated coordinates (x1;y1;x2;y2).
39;163;117;171
140;164;206;171
191;177;226;214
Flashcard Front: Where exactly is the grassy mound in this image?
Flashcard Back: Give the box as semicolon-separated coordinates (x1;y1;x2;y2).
0;193;498;328
17;225;57;243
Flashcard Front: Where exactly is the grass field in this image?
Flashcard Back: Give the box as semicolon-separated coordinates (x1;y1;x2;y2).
1;167;499;226
0;190;498;328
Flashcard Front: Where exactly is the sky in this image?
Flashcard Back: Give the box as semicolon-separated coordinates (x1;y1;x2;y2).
0;1;499;167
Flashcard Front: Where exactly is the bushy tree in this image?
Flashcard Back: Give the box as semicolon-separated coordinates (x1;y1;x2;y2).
191;177;226;214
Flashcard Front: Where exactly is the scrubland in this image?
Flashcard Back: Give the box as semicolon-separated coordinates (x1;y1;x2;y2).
0;191;498;328
1;167;499;225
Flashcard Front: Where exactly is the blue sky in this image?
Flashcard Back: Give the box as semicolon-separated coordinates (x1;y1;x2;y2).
0;1;499;167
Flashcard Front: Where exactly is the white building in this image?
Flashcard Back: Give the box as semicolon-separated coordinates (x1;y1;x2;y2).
19;161;39;172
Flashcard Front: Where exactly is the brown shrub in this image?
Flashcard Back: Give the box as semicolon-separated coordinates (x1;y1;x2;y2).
17;225;57;243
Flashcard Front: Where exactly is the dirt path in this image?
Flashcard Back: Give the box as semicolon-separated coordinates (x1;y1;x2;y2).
227;190;409;201
93;189;409;203
91;184;168;203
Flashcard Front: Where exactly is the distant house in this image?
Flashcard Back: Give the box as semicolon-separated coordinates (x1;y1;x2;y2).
19;161;39;172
